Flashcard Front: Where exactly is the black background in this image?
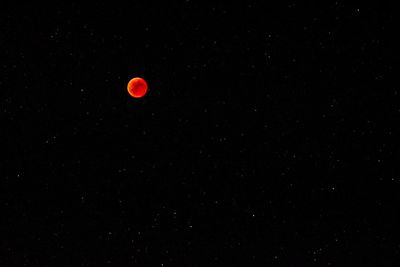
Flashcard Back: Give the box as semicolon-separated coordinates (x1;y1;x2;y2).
1;2;397;266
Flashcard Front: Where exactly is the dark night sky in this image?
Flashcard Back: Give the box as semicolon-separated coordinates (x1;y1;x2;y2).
1;2;397;266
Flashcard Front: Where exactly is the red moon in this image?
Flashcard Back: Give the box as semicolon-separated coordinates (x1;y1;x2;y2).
127;77;148;98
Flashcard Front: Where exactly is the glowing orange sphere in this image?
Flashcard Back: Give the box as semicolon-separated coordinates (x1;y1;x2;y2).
127;77;148;98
